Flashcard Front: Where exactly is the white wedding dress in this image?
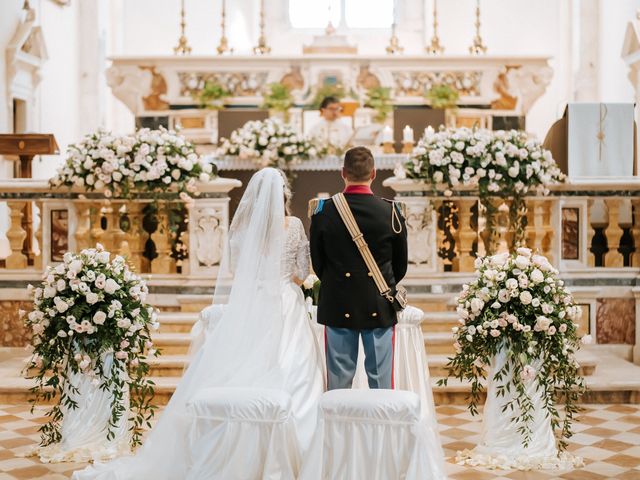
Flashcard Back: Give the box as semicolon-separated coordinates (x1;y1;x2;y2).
73;168;324;479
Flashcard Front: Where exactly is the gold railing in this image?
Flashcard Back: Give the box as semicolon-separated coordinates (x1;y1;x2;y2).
0;178;241;278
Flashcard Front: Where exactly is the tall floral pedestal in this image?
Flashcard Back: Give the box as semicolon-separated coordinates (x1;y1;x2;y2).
457;348;581;470
33;352;131;463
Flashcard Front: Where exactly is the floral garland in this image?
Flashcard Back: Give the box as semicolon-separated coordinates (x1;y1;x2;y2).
401;127;564;251
23;245;159;449
50;127;216;202
439;248;587;451
217;118;318;170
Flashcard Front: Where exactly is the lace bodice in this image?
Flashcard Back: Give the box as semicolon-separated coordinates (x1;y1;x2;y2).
283;217;310;281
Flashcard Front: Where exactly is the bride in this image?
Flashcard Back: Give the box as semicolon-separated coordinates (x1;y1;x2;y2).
73;167;325;479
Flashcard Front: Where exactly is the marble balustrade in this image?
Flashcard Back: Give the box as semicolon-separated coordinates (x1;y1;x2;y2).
0;178;241;278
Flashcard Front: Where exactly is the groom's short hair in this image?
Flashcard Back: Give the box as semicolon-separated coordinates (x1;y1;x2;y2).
343;146;374;182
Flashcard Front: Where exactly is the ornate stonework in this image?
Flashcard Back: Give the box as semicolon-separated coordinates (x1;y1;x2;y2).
0;301;32;347
392;71;482;97
193;207;225;268
280;66;305;92
141;66;169;111
179;72;268;97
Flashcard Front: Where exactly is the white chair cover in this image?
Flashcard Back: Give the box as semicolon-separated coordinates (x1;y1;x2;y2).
185;387;300;480
299;389;447;480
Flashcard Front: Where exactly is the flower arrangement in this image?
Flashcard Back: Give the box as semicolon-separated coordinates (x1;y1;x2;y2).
24;245;159;449
218;118;318;169
425;84;459;110
261;82;294;121
440;248;587;451
402;127;564;249
195;80;231;110
50;128;216;201
301;274;321;305
364;87;393;124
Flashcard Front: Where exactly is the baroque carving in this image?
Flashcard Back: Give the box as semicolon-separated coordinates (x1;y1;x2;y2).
194;207;225;267
406;201;436;266
393;71;482;97
509;65;553;114
491;65;518;110
356;65;381;91
141;66;169;111
106;65;152;114
280;66;305;91
179;72;268;97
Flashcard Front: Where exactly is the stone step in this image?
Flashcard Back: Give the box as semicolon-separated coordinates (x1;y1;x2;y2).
152;332;192;355
423;331;455;355
421;311;460;333
157;312;199;333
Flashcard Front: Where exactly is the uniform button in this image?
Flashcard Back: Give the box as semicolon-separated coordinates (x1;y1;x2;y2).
345;272;351;277
367;272;373;277
372;313;378;317
345;313;350;318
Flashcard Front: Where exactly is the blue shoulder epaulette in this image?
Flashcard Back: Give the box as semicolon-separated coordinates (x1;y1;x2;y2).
308;198;326;218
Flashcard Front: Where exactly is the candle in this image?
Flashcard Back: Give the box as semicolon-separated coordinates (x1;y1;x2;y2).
403;125;414;143
382;125;393;143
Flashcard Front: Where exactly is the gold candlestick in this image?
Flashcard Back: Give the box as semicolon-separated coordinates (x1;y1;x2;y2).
386;2;403;54
383;142;395;154
425;0;444;55
469;0;487;55
174;0;192;55
253;0;271;55
402;141;414;154
216;0;232;54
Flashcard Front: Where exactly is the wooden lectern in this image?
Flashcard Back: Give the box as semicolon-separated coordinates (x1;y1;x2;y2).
0;134;59;264
0;133;59;178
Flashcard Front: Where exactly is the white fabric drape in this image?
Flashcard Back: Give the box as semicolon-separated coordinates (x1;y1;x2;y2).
457;347;581;470
299;389;447;480
185;387;300;480
36;351;130;463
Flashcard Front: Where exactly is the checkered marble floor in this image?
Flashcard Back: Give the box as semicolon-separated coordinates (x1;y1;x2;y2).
0;404;639;479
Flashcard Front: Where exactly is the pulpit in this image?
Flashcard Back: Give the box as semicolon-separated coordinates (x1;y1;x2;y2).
0;133;59;265
543;103;638;178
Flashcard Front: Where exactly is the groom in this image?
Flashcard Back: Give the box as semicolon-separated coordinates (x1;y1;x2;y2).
310;146;408;390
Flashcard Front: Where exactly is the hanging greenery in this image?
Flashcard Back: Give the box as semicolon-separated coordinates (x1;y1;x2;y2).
195;80;231;110
364;86;393;124
426;84;460;110
261;82;294;121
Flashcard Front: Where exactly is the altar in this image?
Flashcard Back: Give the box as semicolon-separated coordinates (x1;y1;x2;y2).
212;154;403;230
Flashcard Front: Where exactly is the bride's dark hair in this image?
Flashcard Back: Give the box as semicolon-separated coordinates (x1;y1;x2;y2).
277;169;292;216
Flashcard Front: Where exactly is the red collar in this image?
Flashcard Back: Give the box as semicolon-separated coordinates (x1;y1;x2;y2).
343;185;373;195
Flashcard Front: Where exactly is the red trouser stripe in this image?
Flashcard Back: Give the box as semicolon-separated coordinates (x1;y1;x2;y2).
391;325;396;389
324;326;329;389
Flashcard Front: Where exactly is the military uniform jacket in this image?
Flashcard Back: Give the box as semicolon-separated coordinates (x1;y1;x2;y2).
310;193;408;329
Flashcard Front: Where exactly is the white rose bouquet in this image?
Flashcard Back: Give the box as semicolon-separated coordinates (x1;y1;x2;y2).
24;245;159;448
405;126;493;197
301;274;320;305
130;127;215;202
440;248;587;451
404;127;564;249
218;118;318;169
49;130;136;197
51;127;216;201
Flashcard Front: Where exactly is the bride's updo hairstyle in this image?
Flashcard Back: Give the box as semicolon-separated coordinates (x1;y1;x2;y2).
343;146;375;182
277;168;293;215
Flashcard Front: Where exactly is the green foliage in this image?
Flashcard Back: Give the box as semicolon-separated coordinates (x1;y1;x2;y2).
261;82;294;115
426;84;459;109
195;80;231;110
364;87;393;124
